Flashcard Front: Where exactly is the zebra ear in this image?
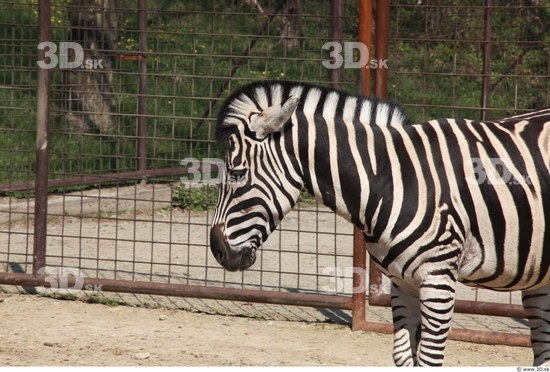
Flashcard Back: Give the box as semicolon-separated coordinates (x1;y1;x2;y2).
249;96;299;139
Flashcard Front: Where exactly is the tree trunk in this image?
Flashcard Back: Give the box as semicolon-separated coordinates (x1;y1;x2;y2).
63;0;119;132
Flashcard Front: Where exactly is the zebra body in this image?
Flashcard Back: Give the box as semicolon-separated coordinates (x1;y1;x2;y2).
211;81;550;366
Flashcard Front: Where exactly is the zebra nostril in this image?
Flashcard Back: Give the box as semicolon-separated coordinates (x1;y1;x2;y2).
210;224;229;265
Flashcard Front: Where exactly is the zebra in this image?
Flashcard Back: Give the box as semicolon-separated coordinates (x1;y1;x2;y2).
210;80;550;366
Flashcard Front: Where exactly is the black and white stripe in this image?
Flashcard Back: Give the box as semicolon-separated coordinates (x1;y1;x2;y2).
211;81;550;366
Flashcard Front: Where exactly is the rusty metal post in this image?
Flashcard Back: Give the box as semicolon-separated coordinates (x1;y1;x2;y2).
374;0;389;100
368;257;383;304
137;0;147;174
480;0;492;120
352;228;367;330
352;0;374;332
329;0;344;89
361;0;390;308
358;0;373;96
363;0;390;308
33;0;51;275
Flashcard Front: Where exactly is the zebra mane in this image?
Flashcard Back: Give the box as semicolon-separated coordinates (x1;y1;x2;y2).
215;80;411;146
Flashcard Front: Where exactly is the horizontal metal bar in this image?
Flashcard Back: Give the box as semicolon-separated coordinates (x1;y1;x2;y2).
0;6;355;19
391;37;547;44
0;167;193;193
389;3;549;9
390;70;550;79
354;320;531;348
399;102;534;112
0;272;352;310
369;293;526;319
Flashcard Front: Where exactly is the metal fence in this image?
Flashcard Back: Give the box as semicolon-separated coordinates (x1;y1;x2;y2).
0;0;548;349
0;0;360;311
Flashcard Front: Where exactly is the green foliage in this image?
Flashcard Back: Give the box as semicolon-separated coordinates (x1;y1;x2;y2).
39;291;130;306
39;292;78;301
1;0;548;189
297;192;317;207
82;294;129;307
172;184;218;211
387;1;549;122
171;186;316;211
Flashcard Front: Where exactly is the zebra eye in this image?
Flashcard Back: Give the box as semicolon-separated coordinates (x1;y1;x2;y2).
228;168;248;181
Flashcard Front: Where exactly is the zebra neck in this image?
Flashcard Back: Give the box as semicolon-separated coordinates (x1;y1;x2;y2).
291;111;396;242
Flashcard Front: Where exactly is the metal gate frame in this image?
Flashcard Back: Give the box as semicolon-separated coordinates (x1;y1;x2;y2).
0;0;532;348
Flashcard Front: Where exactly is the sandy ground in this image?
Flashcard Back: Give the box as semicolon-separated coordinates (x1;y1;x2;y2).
0;294;532;366
0;185;534;366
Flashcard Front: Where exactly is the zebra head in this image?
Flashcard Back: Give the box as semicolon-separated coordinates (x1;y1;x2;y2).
210;83;303;271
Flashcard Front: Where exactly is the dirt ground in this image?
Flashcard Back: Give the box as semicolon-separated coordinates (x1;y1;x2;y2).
0;185;534;366
0;294;532;366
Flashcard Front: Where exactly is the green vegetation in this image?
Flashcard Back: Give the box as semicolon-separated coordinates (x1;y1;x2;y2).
172;184;219;210
170;184;317;211
39;292;79;301
388;3;549;121
297;191;317;207
39;291;130;306
81;293;130;307
1;0;547;189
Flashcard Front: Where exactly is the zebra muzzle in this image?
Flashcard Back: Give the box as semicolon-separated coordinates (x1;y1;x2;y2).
210;224;257;272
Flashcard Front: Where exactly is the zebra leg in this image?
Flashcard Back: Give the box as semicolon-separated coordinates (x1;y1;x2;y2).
416;276;457;366
522;286;550;366
391;283;421;366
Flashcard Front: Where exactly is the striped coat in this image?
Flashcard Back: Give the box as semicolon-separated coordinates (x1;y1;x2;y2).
211;81;550;366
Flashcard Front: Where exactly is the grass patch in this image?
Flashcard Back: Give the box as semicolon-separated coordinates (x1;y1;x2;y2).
171;185;317;211
139;301;162;309
297;192;317;207
38;291;130;306
172;184;218;211
82;294;130;307
39;292;79;301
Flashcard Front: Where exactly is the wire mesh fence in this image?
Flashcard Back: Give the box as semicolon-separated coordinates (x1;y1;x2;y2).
388;1;549;122
0;0;548;341
0;0;361;302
